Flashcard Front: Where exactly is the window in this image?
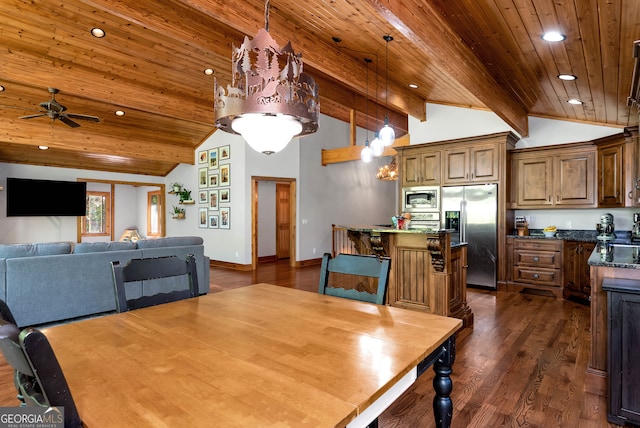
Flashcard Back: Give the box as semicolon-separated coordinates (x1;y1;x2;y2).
82;191;111;236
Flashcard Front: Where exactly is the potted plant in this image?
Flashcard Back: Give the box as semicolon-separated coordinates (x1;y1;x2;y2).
172;206;185;219
179;188;193;203
169;182;182;193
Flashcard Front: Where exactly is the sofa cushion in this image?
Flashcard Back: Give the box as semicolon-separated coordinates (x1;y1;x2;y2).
73;241;138;254
136;236;203;249
0;242;72;259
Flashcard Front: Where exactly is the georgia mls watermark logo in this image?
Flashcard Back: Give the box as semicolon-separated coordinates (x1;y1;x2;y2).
0;406;64;428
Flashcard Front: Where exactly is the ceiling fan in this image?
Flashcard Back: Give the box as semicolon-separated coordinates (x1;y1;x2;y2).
19;87;100;128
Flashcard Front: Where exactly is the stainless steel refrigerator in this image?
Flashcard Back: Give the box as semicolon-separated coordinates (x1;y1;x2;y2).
441;184;497;289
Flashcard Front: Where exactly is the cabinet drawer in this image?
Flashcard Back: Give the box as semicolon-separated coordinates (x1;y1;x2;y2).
513;239;562;252
513;267;561;287
514;249;562;268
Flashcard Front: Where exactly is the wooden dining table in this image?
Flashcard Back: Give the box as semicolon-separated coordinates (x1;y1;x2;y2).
43;283;462;427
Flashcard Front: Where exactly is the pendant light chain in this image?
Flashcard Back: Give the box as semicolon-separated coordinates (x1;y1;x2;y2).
264;0;270;32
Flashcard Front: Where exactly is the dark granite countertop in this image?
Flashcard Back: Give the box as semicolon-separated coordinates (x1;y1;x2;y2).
508;229;633;244
337;225;467;247
588;242;640;269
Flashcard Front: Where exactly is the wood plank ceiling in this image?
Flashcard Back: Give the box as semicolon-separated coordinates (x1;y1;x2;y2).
1;0;639;176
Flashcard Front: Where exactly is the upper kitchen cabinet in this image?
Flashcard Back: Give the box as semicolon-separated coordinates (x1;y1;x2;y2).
443;144;499;184
596;133;627;207
400;147;441;187
510;143;597;209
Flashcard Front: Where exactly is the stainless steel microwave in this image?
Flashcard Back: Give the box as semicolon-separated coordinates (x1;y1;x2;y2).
402;186;440;212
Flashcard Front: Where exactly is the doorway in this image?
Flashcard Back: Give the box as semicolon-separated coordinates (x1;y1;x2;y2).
251;177;296;270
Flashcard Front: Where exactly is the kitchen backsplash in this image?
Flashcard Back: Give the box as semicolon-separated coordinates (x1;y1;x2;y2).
515;208;639;232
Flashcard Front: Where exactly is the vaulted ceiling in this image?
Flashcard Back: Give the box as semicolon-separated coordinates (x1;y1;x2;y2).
1;0;639;176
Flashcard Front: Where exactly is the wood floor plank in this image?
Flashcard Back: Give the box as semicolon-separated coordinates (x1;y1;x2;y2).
0;260;618;426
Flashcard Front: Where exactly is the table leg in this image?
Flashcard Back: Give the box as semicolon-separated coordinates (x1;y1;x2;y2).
433;335;456;428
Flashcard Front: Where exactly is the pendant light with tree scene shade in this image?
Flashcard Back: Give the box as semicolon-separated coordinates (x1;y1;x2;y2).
214;0;319;155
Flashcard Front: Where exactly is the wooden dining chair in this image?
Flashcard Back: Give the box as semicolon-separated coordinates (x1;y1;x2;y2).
0;320;83;427
318;253;391;305
111;254;200;312
0;298;17;325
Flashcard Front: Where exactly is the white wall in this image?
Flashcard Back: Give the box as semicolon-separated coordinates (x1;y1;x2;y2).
167;113;397;264
0;163;162;244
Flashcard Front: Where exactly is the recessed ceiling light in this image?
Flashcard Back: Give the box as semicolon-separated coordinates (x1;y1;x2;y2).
408;83;419;89
204;68;214;76
0;85;5;92
542;31;566;42
115;110;125;116
558;74;577;81
91;28;105;38
568;98;583;105
38;145;49;150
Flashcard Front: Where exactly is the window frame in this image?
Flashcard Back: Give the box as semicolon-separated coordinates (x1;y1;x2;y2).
81;191;112;237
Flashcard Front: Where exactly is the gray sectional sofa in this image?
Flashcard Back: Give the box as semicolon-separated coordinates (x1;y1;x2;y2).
0;236;210;327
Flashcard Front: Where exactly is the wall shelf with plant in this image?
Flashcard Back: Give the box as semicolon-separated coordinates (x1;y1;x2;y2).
172;206;186;219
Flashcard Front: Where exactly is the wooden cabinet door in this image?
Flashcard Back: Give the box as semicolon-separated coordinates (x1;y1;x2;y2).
515;156;553;207
401;149;441;186
563;241;581;293
419;151;441;185
579;242;595;295
443;148;469;184
470;144;499;182
554;150;596;207
401;152;422;187
598;143;624;207
608;289;640;425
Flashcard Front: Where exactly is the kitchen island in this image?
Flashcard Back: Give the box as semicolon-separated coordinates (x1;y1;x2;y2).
587;242;640;395
334;225;473;327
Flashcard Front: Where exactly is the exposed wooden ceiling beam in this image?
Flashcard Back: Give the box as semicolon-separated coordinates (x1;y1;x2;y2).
366;0;529;136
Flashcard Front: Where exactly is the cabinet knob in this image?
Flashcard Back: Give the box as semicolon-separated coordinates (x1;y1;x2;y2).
533;256;539;262
629;191;633;199
533;273;540;279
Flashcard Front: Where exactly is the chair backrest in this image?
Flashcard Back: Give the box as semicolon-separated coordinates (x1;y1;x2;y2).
20;327;83;427
0;321;82;427
318;253;391;304
111;254;199;312
0;299;17;325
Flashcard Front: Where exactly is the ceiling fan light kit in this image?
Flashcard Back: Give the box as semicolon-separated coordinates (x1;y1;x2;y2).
214;0;319;155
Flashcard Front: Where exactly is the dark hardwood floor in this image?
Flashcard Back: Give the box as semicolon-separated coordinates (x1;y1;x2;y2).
0;260;616;427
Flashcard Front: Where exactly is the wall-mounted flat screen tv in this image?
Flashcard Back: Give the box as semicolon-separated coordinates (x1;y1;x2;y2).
6;178;87;217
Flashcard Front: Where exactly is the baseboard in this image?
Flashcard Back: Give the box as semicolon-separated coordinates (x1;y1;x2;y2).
209;259;253;271
210;257;322;270
294;258;323;267
258;255;278;263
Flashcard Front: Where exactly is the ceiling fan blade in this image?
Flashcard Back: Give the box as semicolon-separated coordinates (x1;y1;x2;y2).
19;113;48;119
66;113;100;123
58;116;81;128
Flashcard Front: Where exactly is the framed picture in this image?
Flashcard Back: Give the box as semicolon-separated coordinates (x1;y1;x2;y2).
208;213;219;229
198;190;208;204
208;190;219;210
198;150;208;164
220;188;230;203
198;168;208;188
220;207;230;229
220;145;230;160
220;164;230;186
208;172;219;187
198;207;208;228
208;148;218;169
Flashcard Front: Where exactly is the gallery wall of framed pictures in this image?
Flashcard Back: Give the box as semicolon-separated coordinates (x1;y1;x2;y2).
197;144;231;230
